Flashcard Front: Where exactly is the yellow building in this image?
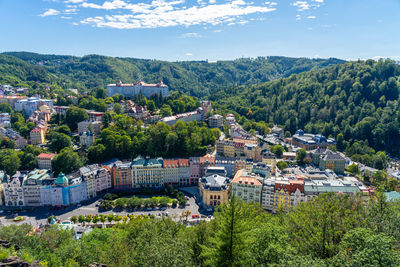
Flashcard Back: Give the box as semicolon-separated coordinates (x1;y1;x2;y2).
30;126;46;145
199;174;230;207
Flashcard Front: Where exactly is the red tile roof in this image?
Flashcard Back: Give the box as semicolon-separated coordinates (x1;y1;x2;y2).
37;153;56;159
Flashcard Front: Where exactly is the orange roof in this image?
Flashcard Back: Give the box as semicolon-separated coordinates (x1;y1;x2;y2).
232;169;262;186
163;159;179;168
38;153;56;159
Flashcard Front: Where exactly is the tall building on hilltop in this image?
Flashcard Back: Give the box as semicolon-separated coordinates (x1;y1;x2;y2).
107;80;169;98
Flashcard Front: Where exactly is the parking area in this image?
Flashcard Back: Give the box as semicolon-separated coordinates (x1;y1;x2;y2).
0;190;212;226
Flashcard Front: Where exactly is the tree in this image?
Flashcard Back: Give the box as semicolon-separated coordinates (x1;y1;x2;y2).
52;148;83;175
113;103;122;114
78;215;85;224
0;150;21;176
182;210;191;221
372;170;387;187
65;106;89;130
56;125;71;135
160;105;172;117
286;194;365;259
95;87;107;99
335;228;399;267
19;152;37;170
0;103;12;113
296;149;307;164
336;133;345;151
276;161;288;171
87;144;107;163
107;214;114;223
48;132;72;153
348;164;360;175
271;145;284;158
201;197;260;266
70;216;78;224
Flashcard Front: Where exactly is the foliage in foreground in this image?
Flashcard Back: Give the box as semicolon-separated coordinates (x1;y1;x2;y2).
0;193;398;266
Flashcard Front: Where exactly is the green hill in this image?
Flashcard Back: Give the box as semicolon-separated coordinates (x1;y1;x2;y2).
2;52;345;97
213;59;400;157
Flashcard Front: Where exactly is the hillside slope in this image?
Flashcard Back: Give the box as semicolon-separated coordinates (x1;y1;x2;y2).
213;59;400;156
2;52;345;97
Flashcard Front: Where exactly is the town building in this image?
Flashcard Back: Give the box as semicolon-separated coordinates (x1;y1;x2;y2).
189;157;201;185
79;131;95;147
217;138;261;161
107;80;169;98
231;169;263;203
205;166;227;177
215;157;236;178
0;95;27;108
163;159;190;187
111;162;132;190
14;97;53;116
40;172;87;206
208;114;223;128
30;126;46;145
77;120;102;135
127;105;152;121
131;157;163;189
270;125;284;138
160;101;211;126
3;172;27;206
199;174;230;207
23;169;51;206
304;179;360;202
37;153;56;170
261;179;276;211
225;114;236;126
87;111;104;122
273;180;305;211
0;113;11;128
288;130;336;150
79;166;98;198
311;148;346;174
163;159;180;186
252;162;271;178
0;127;27;148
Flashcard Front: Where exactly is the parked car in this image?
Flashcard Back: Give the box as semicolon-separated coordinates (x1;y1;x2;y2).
13;216;24;222
206;208;213;212
191;214;200;219
146;207;153;211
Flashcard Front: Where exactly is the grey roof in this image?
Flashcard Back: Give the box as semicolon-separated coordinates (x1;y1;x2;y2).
131;156;163;167
201;174;229;191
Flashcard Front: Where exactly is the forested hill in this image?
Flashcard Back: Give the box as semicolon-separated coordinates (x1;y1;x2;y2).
1;52;344;97
213;59;400;157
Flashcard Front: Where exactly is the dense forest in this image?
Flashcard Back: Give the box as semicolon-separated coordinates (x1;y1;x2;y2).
212;59;400;158
1;52;344;97
0;194;398;266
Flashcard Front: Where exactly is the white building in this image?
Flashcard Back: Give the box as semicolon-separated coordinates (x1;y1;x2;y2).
14;97;53;116
107;80;169;98
23;169;51;206
77;120;102;134
3;172;27;207
79;131;95;148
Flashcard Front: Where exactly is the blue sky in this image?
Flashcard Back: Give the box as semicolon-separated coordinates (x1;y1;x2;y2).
0;0;399;61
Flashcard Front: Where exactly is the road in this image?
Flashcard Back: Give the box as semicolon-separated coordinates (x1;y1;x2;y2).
0;192;205;226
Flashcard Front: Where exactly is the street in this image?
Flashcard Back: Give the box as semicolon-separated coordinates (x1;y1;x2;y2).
0;191;207;226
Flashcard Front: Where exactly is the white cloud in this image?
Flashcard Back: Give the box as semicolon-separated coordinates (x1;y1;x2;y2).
65;8;78;14
39;8;60;17
61;16;73;19
64;0;86;3
291;0;322;12
213;29;222;32
186;53;193;56
181;32;202;38
296;14;301;20
307;15;316;19
291;1;310;11
79;0;277;29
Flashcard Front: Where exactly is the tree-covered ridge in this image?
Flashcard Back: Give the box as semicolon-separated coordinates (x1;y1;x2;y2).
2;52;345;97
213;59;400;156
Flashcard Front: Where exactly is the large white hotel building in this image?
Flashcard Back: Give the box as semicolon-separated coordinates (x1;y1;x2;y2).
107;80;169;98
